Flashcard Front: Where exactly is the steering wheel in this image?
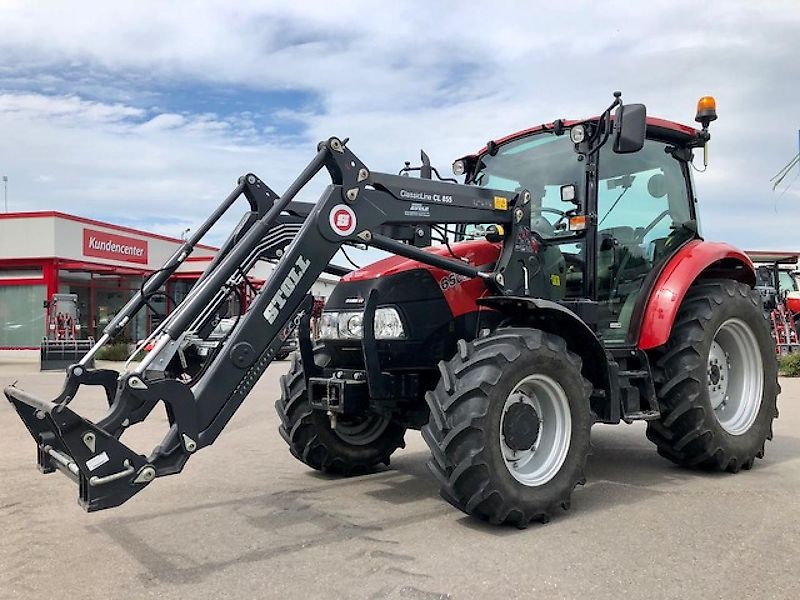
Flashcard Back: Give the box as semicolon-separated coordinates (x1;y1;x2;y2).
634;209;671;242
530;207;569;236
608;209;671;299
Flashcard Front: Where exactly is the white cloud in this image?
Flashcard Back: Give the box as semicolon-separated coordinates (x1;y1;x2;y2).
0;92;144;123
0;0;798;250
138;113;186;132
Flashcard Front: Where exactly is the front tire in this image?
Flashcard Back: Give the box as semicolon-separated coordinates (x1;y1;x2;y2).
275;354;407;475
422;328;592;527
647;280;779;472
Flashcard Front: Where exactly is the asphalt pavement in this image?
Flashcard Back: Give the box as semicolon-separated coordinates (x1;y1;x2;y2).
0;357;798;600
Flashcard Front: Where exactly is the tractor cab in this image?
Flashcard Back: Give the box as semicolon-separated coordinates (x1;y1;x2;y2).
458;102;708;345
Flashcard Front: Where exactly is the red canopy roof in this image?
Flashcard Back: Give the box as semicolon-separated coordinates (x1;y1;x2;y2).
469;117;699;157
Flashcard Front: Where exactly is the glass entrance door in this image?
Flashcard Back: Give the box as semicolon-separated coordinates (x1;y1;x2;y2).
595;140;695;343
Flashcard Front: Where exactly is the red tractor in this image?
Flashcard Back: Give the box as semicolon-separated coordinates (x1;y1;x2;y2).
6;93;778;528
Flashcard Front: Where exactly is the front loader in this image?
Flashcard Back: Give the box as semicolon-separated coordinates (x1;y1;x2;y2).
6;93;778;527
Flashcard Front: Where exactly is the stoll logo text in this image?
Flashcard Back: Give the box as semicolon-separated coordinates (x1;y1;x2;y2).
83;228;148;264
263;255;312;324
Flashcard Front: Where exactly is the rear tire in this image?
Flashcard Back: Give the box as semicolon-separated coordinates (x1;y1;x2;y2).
275;354;406;475
422;328;592;527
647;280;779;472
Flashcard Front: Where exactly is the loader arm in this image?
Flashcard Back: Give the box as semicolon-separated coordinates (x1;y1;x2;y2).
5;137;532;511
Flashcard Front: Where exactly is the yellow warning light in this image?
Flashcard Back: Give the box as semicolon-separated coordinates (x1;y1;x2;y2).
697;96;716;113
695;96;718;127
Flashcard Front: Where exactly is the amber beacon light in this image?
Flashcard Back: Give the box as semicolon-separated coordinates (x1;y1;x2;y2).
695;96;717;129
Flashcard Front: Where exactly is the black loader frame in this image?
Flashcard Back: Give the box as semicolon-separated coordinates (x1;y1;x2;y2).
5;136;538;511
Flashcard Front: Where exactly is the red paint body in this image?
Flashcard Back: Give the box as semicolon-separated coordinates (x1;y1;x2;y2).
637;240;755;350
345;238;755;351
343;239;500;318
786;294;800;315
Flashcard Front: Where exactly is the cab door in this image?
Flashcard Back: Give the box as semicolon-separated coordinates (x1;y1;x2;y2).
594;139;695;343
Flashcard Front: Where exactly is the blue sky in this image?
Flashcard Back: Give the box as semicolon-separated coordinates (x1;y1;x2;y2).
0;1;799;250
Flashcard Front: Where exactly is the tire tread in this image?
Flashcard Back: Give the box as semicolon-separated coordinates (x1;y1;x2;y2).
275;354;406;476
646;280;779;473
421;328;592;527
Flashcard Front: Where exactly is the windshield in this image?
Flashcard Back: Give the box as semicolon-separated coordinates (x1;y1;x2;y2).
472;133;584;239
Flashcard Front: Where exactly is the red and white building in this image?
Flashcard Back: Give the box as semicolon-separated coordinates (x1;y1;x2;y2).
0;211;336;349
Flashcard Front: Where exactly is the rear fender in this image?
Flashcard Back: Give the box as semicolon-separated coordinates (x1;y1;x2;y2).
638;240;756;350
477;296;612;414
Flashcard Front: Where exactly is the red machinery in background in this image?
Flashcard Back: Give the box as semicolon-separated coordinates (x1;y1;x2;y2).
41;293;95;370
786;288;800;316
750;252;800;355
770;302;799;355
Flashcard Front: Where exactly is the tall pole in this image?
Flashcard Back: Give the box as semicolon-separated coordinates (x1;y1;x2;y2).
2;176;7;212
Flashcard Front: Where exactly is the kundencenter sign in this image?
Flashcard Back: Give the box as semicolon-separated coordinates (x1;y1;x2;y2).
82;228;148;264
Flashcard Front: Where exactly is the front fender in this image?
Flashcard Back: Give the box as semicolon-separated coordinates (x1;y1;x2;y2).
478;296;612;415
638;240;756;350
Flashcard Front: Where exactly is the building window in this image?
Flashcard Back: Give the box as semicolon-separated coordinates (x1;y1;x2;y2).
0;285;46;347
0;267;43;280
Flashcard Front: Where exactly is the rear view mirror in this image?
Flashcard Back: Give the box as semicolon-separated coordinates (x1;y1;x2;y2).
613;103;646;154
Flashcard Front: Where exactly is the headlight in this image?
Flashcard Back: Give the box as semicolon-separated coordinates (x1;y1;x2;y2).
452;159;466;176
319;311;363;340
343;312;363;339
374;307;405;339
570;125;586;144
318;308;406;340
319;313;339;339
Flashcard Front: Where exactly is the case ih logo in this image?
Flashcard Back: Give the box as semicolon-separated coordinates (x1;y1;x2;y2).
83;229;148;264
329;204;357;236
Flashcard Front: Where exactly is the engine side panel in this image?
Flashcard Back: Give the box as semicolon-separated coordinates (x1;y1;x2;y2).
342;239;500;317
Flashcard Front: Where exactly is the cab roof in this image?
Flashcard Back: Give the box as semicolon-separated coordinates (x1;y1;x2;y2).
470;117;699;158
746;250;800;266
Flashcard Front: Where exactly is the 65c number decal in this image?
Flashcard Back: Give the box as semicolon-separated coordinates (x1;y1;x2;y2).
439;273;470;290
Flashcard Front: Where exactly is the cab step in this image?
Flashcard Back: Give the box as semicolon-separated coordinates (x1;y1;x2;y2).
622;409;661;422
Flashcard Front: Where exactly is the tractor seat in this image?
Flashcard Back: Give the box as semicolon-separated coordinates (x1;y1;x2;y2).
597;227;647;299
601;226;642;252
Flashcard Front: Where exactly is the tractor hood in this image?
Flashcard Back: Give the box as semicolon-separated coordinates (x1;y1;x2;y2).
321;238;507;370
342;238;501;282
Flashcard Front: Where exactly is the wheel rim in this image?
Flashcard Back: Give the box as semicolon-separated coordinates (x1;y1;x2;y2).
707;318;764;435
333;414;390;445
499;374;572;487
